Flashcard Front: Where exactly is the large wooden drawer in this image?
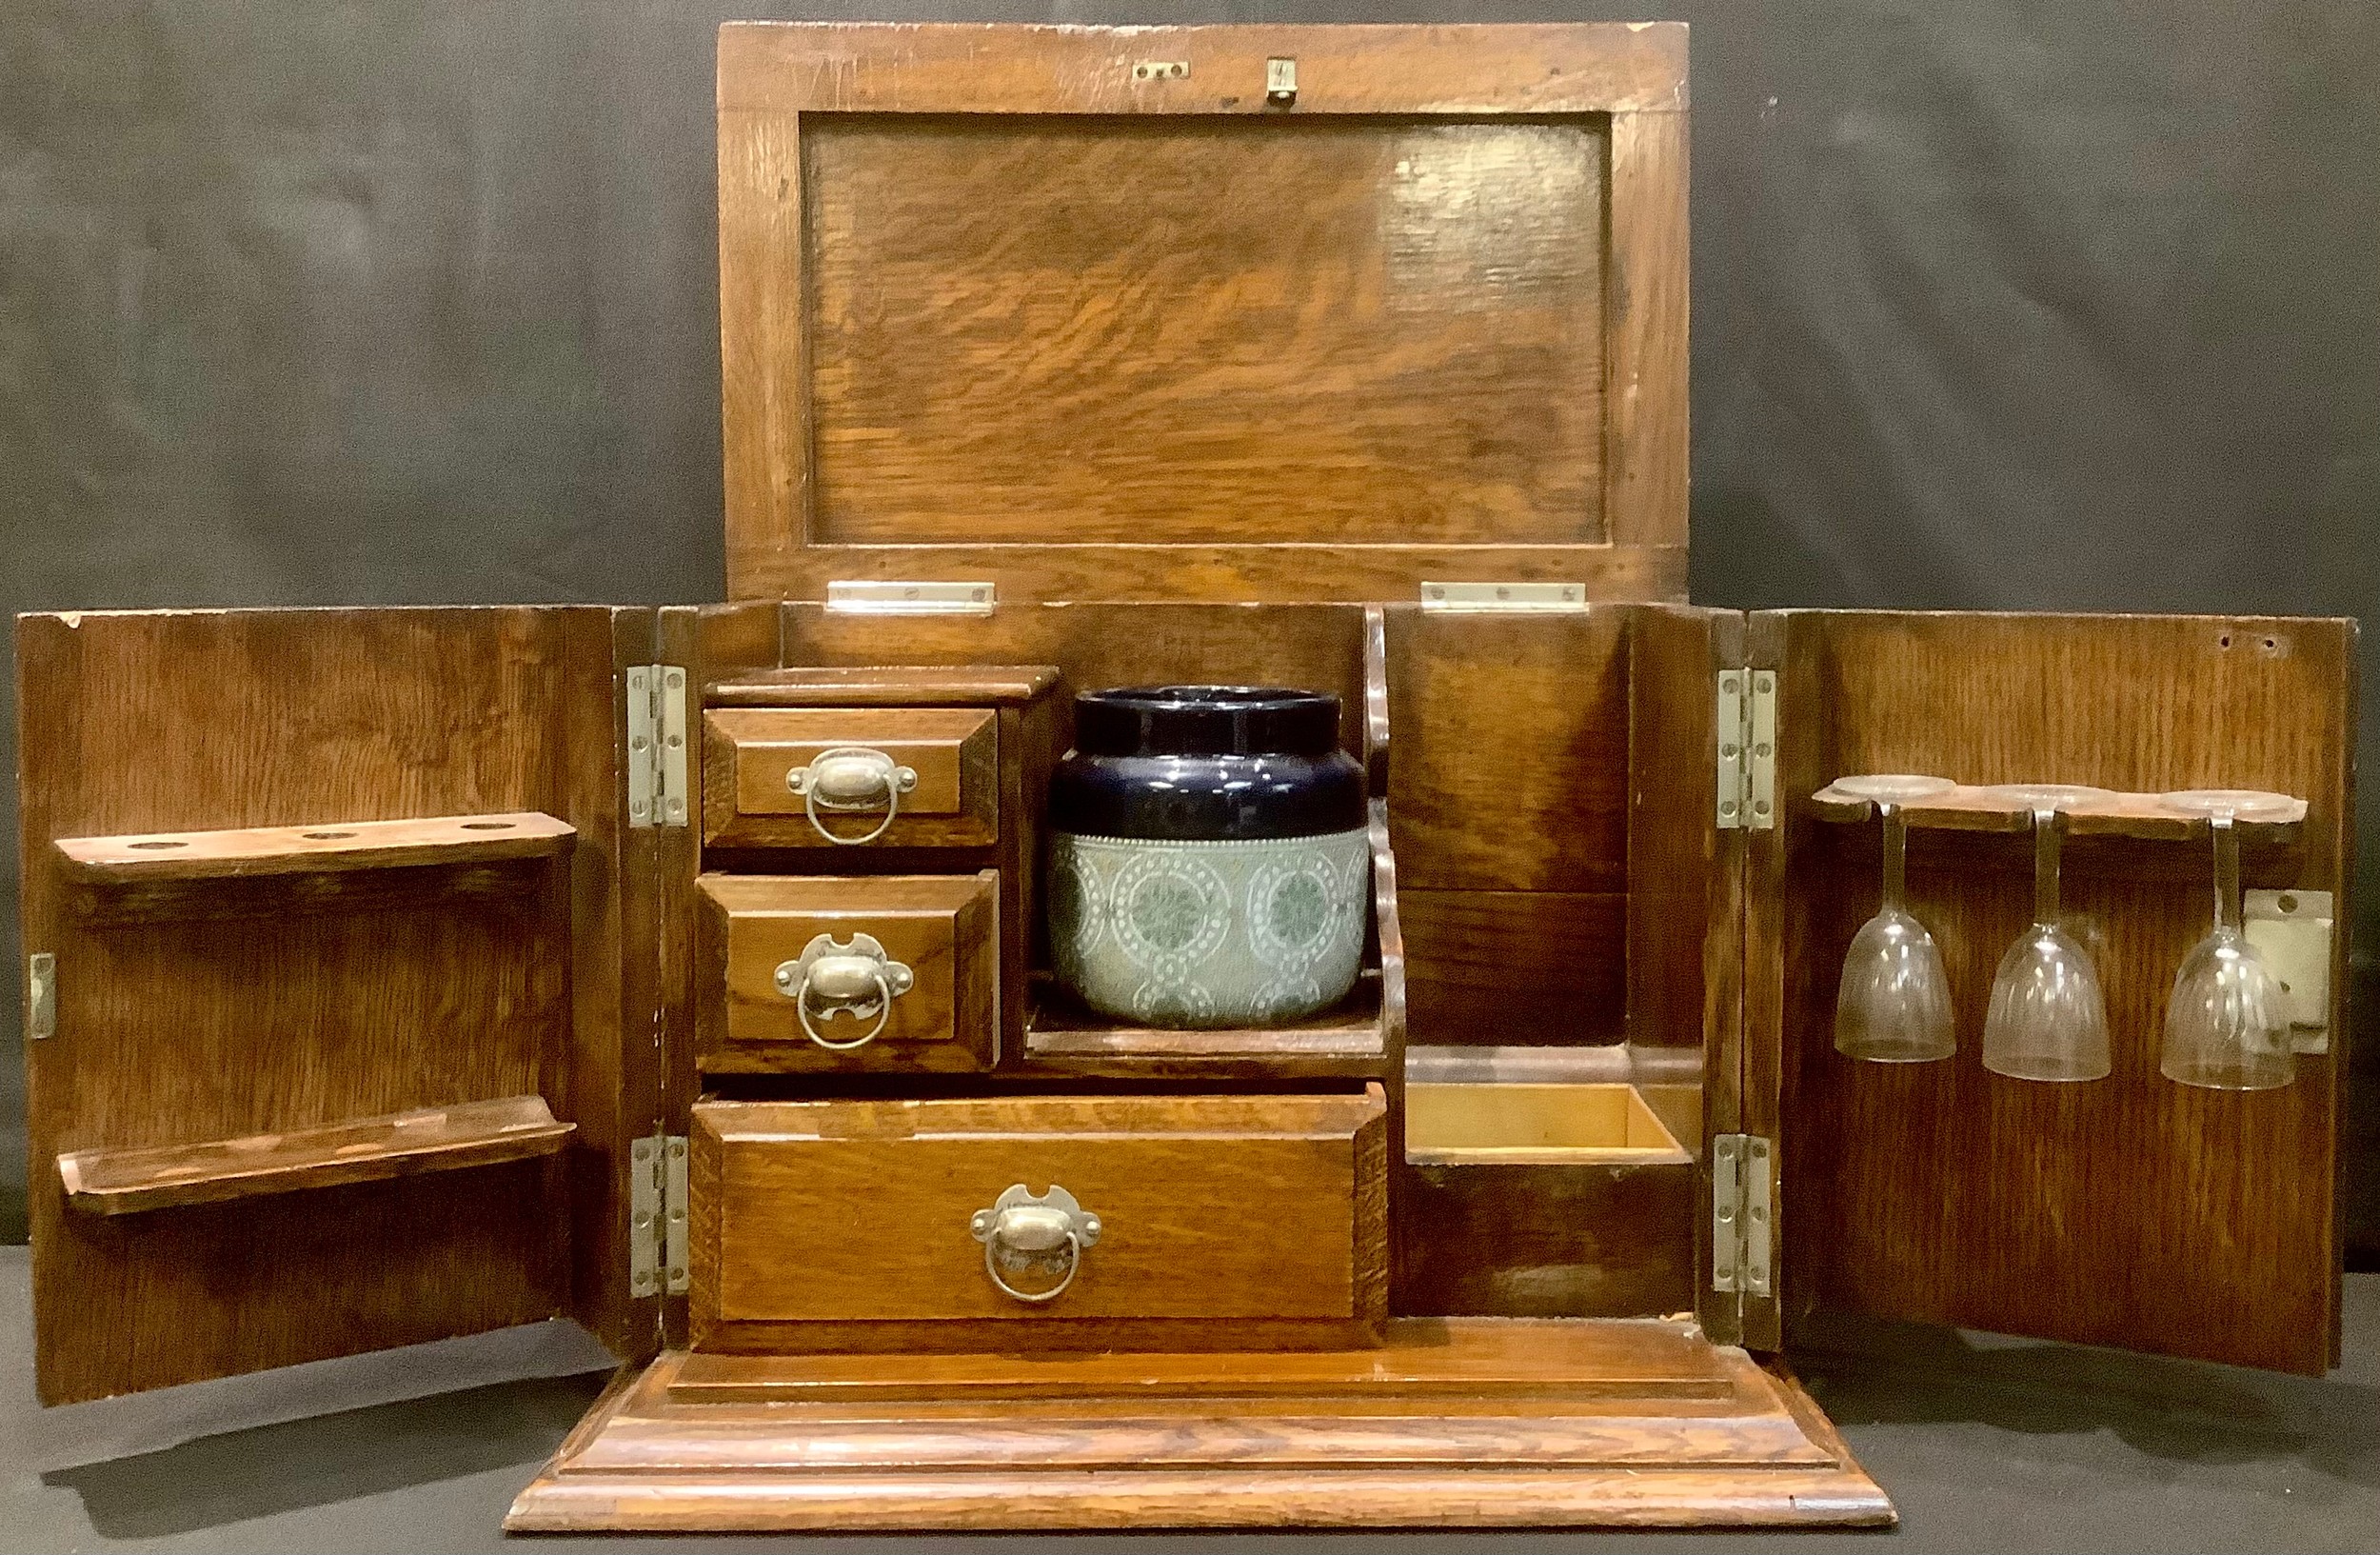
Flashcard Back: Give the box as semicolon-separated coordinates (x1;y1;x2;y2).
703;706;998;848
697;872;999;1072
689;1087;1389;1352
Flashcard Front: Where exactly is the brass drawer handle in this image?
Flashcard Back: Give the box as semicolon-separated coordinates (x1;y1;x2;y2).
787;747;919;845
773;932;916;1050
969;1183;1101;1305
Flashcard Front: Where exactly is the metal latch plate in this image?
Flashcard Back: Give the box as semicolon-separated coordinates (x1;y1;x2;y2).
28;953;55;1041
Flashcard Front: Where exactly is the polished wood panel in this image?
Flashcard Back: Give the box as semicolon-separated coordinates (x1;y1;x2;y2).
688;1088;1387;1349
16;607;639;1403
1809;778;2307;840
1026;970;1386;1076
1399;888;1625;1046
702;707;997;847
1384;608;1629;891
708;664;1060;708
506;1325;1894;1532
1753;611;2354;1374
54;811;574;881
58;1096;573;1216
719;24;1690;605
720;22;1692;115
802;115;1608;549
696;872;998;1073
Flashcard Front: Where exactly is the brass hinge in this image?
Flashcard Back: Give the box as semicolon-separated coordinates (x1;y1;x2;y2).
27;953;55;1041
1418;581;1587;613
825;581;995;616
1715;668;1776;830
625;666;689;829
628;1133;689;1298
1711;1132;1775;1296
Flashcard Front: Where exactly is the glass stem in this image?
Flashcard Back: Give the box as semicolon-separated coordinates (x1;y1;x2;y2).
2212;814;2240;933
1878;802;1906;911
2032;807;2060;927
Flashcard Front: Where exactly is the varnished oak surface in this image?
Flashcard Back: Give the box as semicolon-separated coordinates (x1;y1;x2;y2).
719;24;1689;602
57;1095;573;1216
1755;611;2354;1374
701;705;998;848
17;606;645;1403
687;1087;1388;1347
53;811;575;881
696;872;999;1073
1808;779;2308;839
706;664;1060;707
506;1320;1893;1531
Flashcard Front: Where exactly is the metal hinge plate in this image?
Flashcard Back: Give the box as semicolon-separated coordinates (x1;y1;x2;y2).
1711;1132;1775;1297
1418;581;1587;613
626;666;688;829
826;581;995;616
1716;668;1777;830
27;953;55;1041
629;1134;689;1297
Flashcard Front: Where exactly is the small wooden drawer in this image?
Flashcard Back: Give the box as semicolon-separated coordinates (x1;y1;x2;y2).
697;872;999;1072
703;706;999;848
688;1087;1389;1352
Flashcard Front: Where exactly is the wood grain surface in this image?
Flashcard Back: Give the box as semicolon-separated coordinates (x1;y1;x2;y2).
696;872;998;1073
505;1322;1894;1532
688;1087;1387;1346
57;1095;573;1215
701;706;997;847
16;606;644;1403
717;24;1691;604
54;811;575;881
1752;610;2354;1374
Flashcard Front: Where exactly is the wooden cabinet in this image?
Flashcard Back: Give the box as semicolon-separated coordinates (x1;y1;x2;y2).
689;1088;1389;1350
12;18;2355;1537
697;872;1001;1071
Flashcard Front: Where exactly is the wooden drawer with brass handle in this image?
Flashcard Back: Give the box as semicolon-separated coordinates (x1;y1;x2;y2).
702;706;999;849
687;1087;1390;1353
697;872;999;1073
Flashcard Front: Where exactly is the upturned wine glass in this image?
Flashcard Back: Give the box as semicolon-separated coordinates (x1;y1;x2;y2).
2158;789;2296;1091
1831;774;1957;1063
1981;787;2112;1083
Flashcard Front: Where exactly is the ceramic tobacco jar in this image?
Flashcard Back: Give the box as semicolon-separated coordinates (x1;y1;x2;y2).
1046;686;1368;1027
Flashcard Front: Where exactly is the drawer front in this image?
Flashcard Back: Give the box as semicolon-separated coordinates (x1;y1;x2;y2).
690;1087;1388;1349
703;706;999;848
697;872;998;1072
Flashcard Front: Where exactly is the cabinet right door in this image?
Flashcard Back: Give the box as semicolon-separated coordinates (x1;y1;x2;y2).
1745;609;2354;1375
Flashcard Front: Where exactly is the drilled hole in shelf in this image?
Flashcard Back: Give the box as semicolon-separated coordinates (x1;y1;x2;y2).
2279;893;2299;913
2219;633;2233;648
127;840;188;850
301;830;355;840
460;821;516;831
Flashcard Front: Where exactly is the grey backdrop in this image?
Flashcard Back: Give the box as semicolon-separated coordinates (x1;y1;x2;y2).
3;1;2374;1265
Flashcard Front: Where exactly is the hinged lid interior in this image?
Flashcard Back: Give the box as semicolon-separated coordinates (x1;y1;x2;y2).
718;22;1688;604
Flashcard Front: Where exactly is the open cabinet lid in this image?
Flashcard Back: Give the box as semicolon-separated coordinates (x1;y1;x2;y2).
716;21;1689;606
16;607;659;1403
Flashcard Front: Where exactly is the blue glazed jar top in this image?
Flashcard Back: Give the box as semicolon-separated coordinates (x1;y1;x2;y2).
1050;686;1365;841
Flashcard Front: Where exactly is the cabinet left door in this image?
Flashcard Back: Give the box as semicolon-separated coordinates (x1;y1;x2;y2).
17;606;663;1404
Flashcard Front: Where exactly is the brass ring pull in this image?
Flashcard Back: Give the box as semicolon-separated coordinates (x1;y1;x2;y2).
969;1184;1101;1305
787;748;918;846
773;932;915;1051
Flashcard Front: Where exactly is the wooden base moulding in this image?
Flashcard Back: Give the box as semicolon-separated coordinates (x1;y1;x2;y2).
506;1319;1893;1531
